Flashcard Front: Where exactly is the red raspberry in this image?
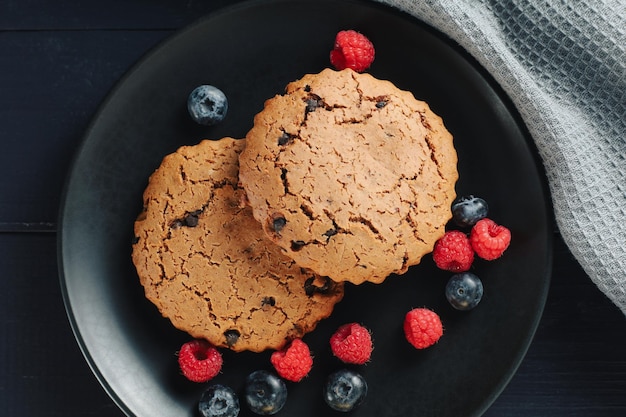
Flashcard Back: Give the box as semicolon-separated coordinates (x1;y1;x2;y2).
403;308;443;349
432;230;474;272
330;323;373;365
177;339;223;383
470;218;511;260
270;339;313;382
330;30;375;72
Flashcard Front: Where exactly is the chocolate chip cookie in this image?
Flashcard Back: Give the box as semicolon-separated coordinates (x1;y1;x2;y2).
132;138;343;352
238;68;458;284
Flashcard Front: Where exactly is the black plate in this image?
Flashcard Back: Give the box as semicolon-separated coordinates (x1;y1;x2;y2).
58;0;552;416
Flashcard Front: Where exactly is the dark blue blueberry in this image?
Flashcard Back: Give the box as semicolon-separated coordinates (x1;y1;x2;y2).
323;369;368;412
198;384;240;417
445;272;484;311
244;370;287;415
451;195;488;228
187;85;228;126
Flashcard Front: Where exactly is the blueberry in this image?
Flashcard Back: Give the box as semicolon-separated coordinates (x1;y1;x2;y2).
244;370;287;415
187;85;228;126
451;195;488;228
198;384;240;417
323;369;368;412
445;272;484;311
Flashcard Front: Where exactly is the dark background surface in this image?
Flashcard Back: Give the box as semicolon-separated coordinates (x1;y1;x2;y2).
1;0;625;416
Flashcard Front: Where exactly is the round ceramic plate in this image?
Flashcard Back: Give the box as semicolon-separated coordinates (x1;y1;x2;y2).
58;0;552;416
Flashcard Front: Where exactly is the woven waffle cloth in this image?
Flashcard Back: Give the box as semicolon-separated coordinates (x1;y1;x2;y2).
376;0;626;315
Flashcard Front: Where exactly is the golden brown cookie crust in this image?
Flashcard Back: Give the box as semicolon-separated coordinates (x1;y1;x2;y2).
239;69;458;284
132;138;343;352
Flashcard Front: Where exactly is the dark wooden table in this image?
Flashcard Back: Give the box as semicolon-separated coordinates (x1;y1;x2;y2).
2;1;625;416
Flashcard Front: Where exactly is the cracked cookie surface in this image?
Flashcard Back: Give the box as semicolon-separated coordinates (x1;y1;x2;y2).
239;68;458;284
132;138;344;352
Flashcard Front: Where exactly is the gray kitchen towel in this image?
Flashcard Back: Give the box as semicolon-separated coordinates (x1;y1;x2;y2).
376;0;626;314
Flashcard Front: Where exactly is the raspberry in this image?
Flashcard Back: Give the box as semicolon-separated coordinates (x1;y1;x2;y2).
270;339;313;382
403;308;443;349
178;339;223;383
330;30;375;72
432;230;474;272
330;323;373;365
470;218;511;260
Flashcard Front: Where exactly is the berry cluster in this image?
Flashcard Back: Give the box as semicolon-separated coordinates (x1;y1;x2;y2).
181;322;374;416
433;196;511;272
432;195;512;311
